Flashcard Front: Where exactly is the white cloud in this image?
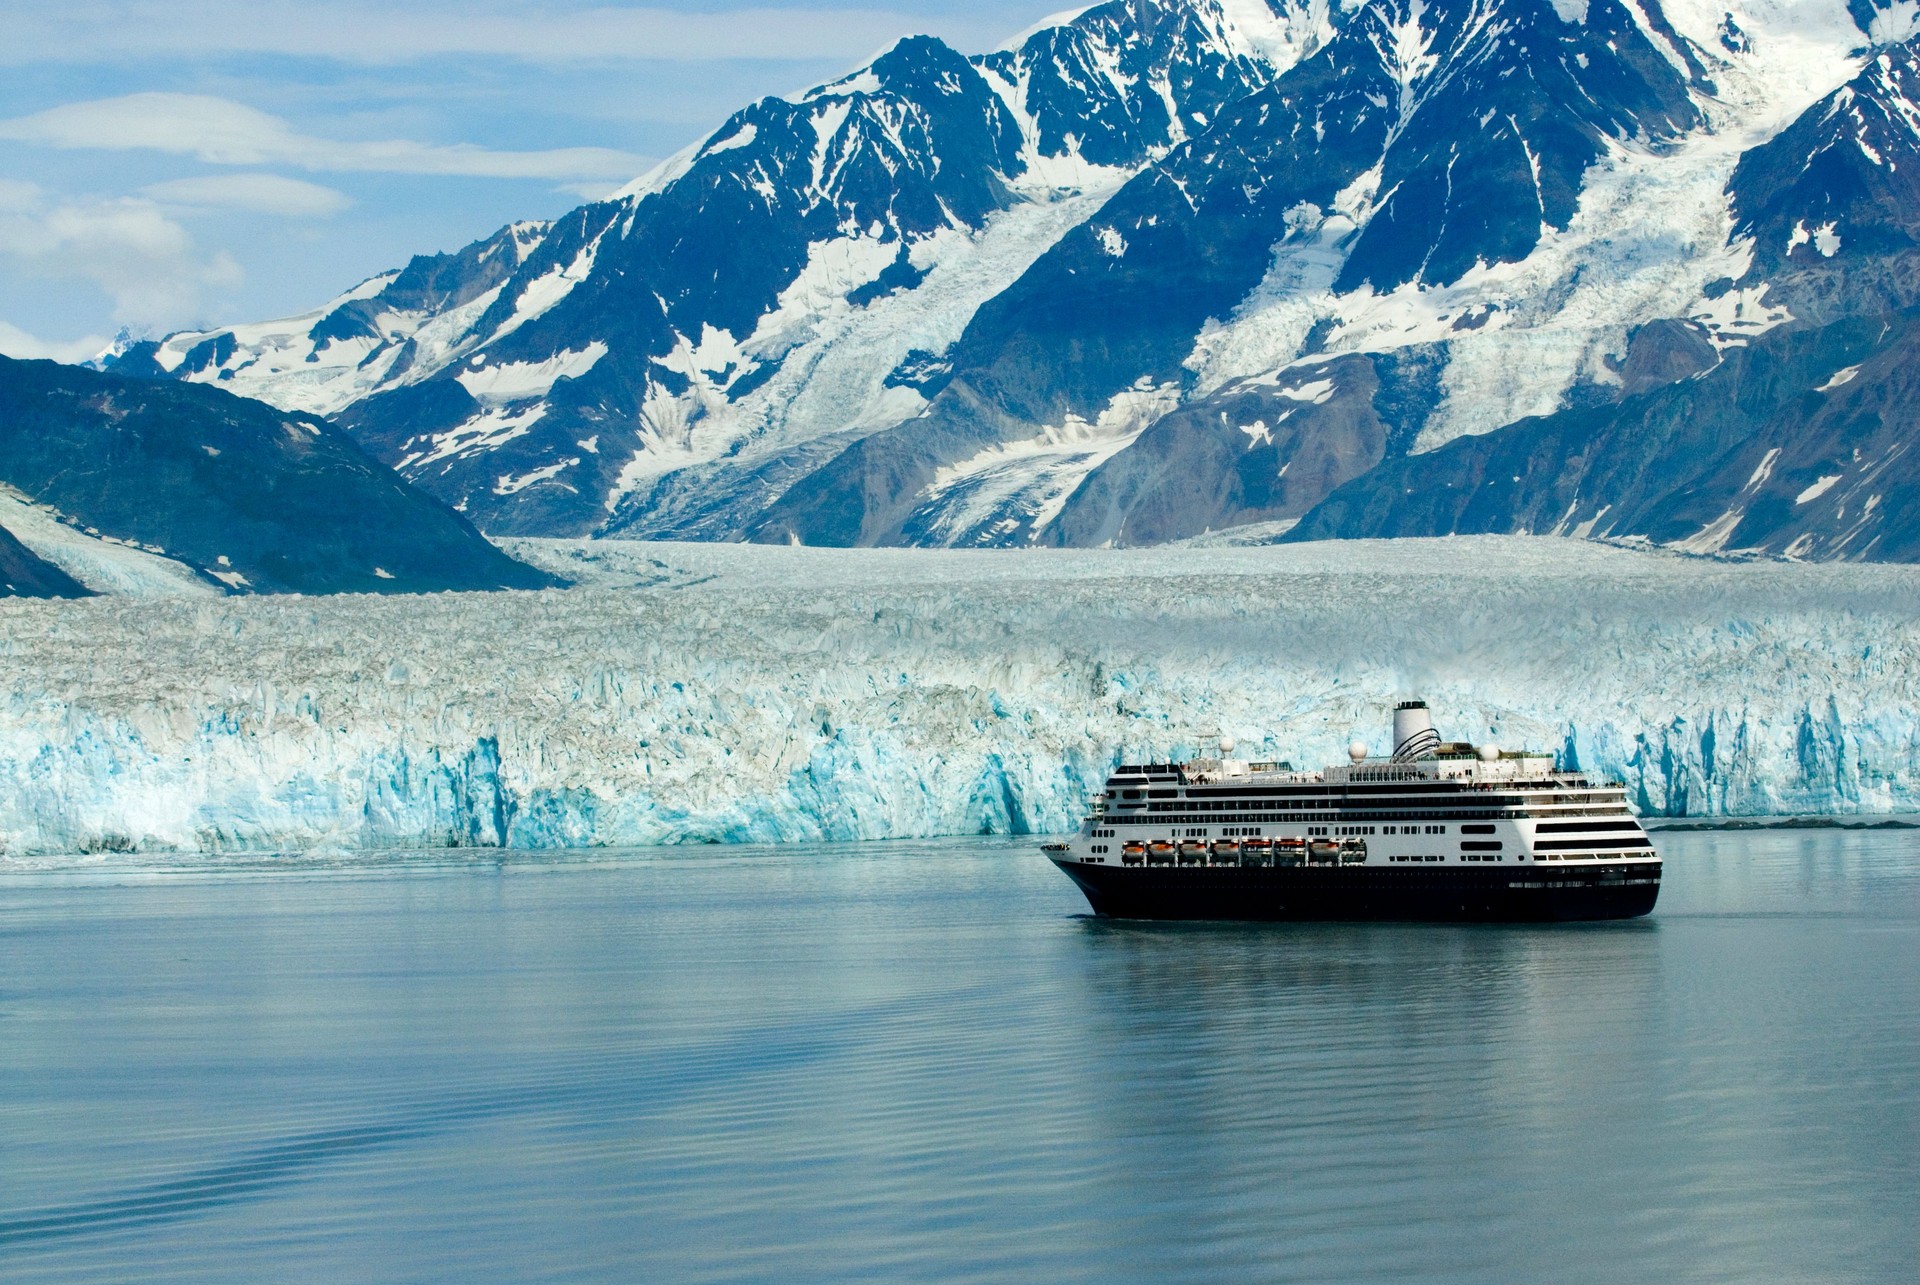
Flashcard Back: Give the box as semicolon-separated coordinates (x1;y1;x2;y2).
0;320;114;364
141;173;354;218
0;4;960;65
0;94;649;182
554;178;632;201
0;188;242;328
0;179;43;213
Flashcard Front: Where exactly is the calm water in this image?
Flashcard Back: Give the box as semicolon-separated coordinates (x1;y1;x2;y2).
1;831;1916;1282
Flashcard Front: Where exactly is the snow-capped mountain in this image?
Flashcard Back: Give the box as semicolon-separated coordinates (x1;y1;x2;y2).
0;356;557;595
110;0;1321;536
1291;22;1920;559
103;0;1920;560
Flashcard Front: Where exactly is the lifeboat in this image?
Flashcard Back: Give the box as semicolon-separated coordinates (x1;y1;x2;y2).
1121;839;1146;866
1177;839;1207;865
1338;837;1369;865
1274;837;1306;867
1240;837;1273;867
1147;839;1176;865
1307;838;1339;865
1209;839;1241;864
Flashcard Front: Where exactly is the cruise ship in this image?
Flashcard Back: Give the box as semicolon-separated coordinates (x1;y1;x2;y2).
1043;700;1659;922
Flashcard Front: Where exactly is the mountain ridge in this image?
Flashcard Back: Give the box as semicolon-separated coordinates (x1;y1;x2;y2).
0;355;560;595
100;0;1920;562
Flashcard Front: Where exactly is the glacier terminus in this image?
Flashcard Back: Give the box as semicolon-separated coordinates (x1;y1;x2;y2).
1;537;1915;859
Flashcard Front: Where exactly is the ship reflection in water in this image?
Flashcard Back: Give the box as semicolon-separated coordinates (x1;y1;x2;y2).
0;828;1913;1280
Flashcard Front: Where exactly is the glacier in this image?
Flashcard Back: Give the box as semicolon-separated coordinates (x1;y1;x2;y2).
1;536;1916;858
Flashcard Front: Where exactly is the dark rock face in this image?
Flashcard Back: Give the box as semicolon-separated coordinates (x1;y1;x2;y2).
1286;311;1920;560
0;356;557;595
0;524;91;599
1040;356;1384;545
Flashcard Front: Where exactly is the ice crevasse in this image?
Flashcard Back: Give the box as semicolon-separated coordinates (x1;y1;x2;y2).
1;538;1916;858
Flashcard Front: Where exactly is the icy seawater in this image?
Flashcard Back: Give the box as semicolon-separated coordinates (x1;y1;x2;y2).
1;829;1916;1281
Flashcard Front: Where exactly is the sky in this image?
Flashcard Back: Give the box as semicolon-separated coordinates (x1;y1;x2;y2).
0;0;1060;361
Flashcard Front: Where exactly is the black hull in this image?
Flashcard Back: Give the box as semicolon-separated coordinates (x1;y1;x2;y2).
1051;858;1660;923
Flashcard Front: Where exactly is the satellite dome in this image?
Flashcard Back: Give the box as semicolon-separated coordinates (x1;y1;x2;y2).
1478;742;1500;761
1219;735;1236;756
1348;740;1368;763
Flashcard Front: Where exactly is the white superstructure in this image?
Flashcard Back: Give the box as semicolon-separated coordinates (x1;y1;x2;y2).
1066;700;1657;871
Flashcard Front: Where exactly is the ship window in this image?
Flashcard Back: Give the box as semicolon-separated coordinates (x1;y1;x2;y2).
1462;841;1503;852
1148;789;1175;799
1123;790;1141;800
1462;824;1496;835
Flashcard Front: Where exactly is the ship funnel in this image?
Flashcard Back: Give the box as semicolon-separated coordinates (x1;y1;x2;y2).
1391;700;1441;762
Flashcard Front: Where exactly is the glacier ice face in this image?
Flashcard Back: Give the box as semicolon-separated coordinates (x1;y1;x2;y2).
1;536;1916;857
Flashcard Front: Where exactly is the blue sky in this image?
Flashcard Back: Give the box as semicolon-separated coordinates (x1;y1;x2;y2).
0;0;1059;361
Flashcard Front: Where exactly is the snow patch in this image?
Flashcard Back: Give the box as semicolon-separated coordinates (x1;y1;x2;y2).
1746;446;1783;490
494;459;580;496
1795;474;1843;504
1671;508;1746;555
704;122;758;155
1869;1;1920;45
413;406;549;468
456;342;608;404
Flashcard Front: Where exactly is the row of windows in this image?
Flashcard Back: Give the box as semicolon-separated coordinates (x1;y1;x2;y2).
1141;801;1505;817
1114;817;1457;832
1534;819;1642;834
1390;854;1445;863
1307;824;1449;839
1533;836;1653;851
1102;810;1620;825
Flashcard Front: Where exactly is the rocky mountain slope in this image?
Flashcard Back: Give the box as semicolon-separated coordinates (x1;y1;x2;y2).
104;0;1920;561
0;356;558;595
